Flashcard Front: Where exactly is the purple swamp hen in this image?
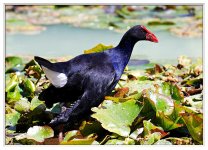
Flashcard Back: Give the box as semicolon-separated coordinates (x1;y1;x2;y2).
34;25;158;131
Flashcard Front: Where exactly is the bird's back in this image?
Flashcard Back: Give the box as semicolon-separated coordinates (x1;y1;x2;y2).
36;51;118;109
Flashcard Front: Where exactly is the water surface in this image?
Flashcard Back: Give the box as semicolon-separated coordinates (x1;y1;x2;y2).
6;24;202;64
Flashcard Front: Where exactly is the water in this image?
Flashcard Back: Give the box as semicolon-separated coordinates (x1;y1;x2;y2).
6;24;202;64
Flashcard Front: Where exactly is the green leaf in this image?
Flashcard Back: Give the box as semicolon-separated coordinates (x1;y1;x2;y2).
123;137;135;145
79;120;103;137
60;133;97;145
156;112;183;131
23;78;36;93
154;139;172;145
14;98;30;112
6;56;23;71
16;125;54;142
161;82;184;103
30;97;45;111
7;85;22;103
148;20;175;26
170;84;184;102
143;120;168;138
105;137;135;145
140;132;161;145
84;43;113;54
123;80;157;94
62;130;80;142
61;138;96;145
185;78;203;87
92;100;143;137
105;139;125;145
6;108;20;126
183;94;202;113
161;82;171;96
6;74;18;92
143;90;174;116
181;113;203;144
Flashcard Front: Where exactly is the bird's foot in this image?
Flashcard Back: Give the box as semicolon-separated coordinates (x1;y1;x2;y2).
49;115;68;126
49;107;72;127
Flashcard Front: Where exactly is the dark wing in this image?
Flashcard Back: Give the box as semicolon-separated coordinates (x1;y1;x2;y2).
35;52;117;90
35;52;118;102
50;69;117;126
44;53;118;126
38;53;117;108
34;54;93;88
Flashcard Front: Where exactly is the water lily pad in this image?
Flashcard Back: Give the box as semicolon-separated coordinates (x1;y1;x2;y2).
84;43;113;54
16;125;54;142
140;132;161;145
62;130;80;142
105;137;135;145
143;89;174;116
123;80;157;94
6;56;23;71
23;78;36;94
7;85;22;104
143;120;168;137
181;113;203;144
105;139;125;145
60;132;97;145
183;94;202;112
61;137;97;145
30;97;45;111
6;108;20;126
79;120;103;137
6;74;18;92
160;82;184;103
148;20;175;26
171;84;184;102
14;98;30;112
92;100;143;137
154;139;172;145
156;112;183;131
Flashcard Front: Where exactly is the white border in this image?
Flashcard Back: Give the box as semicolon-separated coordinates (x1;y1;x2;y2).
1;1;207;150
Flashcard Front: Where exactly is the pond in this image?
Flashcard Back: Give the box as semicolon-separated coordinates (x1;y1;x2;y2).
6;24;202;64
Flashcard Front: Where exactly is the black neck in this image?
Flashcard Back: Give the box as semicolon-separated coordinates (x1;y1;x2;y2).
115;33;138;65
105;33;139;75
117;32;138;50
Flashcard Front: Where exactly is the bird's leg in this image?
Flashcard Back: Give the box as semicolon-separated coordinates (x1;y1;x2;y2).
49;97;84;126
49;91;99;126
58;124;64;143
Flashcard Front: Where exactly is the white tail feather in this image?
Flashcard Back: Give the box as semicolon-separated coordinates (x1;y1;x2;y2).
42;66;67;88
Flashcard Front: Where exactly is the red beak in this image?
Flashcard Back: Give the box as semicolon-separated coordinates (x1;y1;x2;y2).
141;26;159;43
146;33;159;43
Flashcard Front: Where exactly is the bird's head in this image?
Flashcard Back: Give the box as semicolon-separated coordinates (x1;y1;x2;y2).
126;25;159;43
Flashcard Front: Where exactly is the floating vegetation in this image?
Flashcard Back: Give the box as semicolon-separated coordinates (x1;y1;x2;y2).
6;5;202;37
5;44;203;145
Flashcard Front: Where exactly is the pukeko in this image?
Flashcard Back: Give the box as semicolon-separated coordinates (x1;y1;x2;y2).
34;25;158;129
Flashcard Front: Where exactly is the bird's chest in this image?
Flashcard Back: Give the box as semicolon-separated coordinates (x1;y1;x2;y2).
110;55;128;80
112;63;125;80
